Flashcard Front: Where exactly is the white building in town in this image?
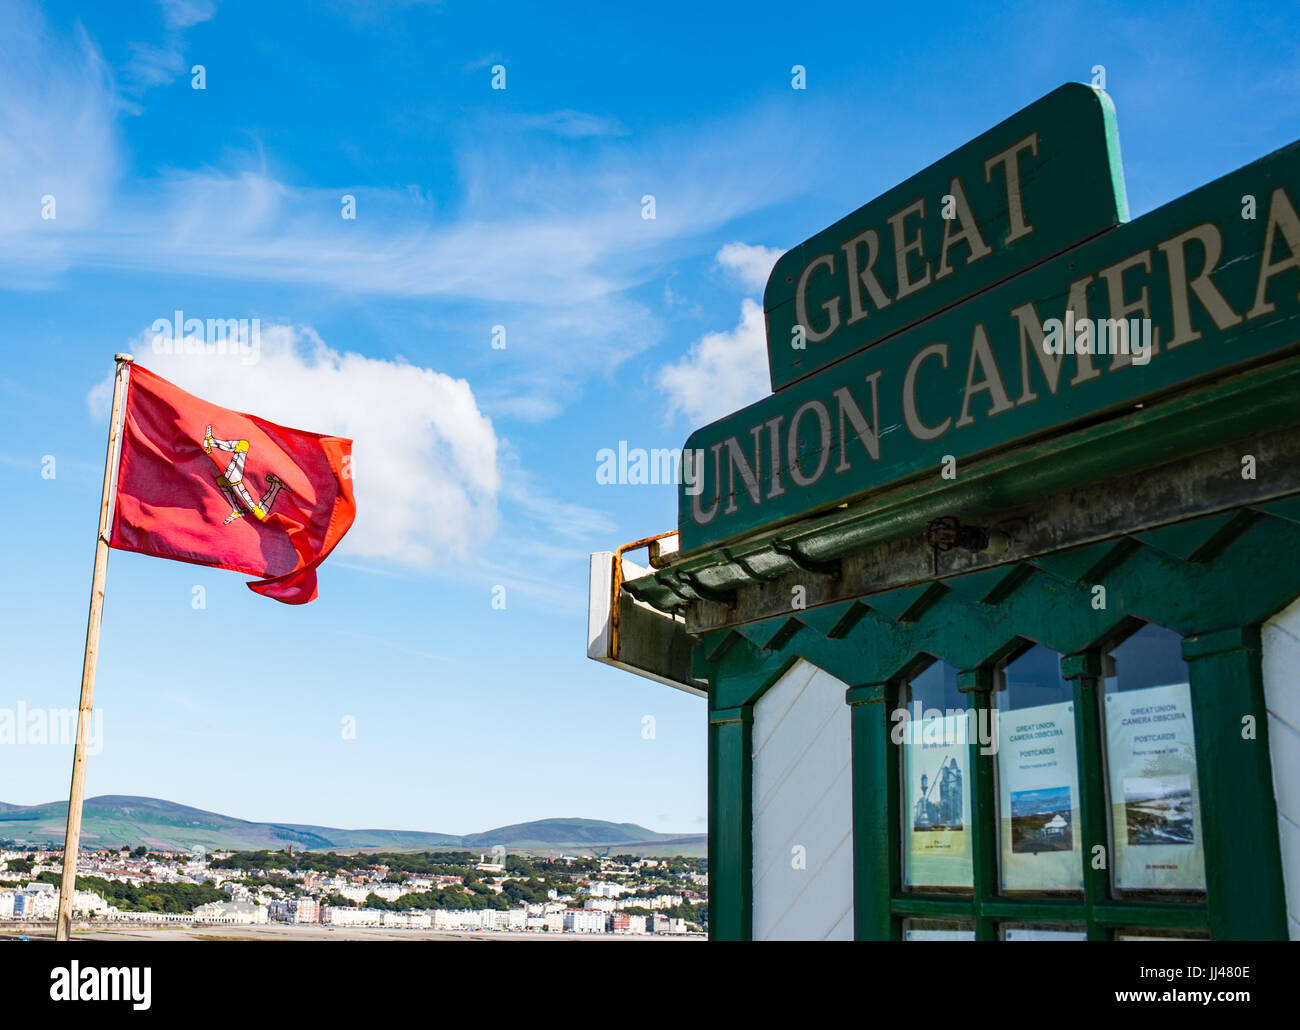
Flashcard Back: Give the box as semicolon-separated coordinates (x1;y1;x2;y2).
109;911;196;924
193;900;269;925
583;897;618;912
71;890;114;916
564;909;607;934
322;906;382;926
380;910;431;928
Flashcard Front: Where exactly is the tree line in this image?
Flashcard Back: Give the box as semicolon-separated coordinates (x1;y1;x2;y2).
35;872;227;914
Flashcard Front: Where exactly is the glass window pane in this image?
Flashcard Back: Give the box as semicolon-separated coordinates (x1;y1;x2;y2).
996;645;1084;894
900;661;973;891
1000;923;1087;940
903;918;976;940
1103;624;1207;896
1114;929;1210;941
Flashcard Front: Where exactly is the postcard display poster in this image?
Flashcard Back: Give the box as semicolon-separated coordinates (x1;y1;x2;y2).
903;713;973;887
1002;927;1088;941
1105;682;1206;892
997;701;1084;891
904;927;977;941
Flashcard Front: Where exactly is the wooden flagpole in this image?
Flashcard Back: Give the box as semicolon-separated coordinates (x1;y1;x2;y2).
55;353;133;942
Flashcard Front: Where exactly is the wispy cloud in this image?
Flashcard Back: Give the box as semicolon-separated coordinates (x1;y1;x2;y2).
462;52;504;72
161;0;217;31
123;0;215;92
124;41;185;89
333;629;447;662
497;449;617;543
510;110;629;139
0;3;119;245
6;5;826;428
2;7;817;293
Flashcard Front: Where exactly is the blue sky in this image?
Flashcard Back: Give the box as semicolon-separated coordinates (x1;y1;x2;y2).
0;0;1296;836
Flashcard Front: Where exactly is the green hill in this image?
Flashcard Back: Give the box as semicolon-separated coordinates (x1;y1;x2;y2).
462;817;673;848
0;796;704;856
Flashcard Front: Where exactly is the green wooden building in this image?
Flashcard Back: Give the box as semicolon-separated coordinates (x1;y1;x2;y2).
589;84;1300;941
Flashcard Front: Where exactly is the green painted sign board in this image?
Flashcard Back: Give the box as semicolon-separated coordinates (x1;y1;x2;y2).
680;137;1300;553
765;83;1128;391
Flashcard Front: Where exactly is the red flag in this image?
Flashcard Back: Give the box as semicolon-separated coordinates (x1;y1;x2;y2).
109;364;356;604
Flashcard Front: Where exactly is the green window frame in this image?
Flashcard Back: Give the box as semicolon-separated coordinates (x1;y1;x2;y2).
884;624;1233;940
707;513;1298;941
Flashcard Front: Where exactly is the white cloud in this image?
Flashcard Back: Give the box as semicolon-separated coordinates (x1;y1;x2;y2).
655;243;785;426
657;298;770;427
716;242;784;292
90;325;500;567
160;0;216;31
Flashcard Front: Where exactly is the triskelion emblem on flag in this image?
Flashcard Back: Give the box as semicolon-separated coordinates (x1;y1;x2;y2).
203;423;289;525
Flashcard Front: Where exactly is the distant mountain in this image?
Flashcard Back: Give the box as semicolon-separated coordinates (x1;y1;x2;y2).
462;818;674;848
0;796;705;856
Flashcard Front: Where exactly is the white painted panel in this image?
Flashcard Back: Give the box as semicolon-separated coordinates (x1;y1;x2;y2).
1261;596;1300;938
752;659;854;940
1268;715;1300;830
827;901;856;941
1262;608;1300;735
1277;805;1300;939
750;662;817;757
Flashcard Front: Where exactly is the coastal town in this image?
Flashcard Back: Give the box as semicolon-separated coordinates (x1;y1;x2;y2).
0;847;707;937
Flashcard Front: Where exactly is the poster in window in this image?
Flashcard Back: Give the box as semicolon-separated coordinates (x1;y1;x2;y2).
1002;927;1088;941
904;927;977;940
997;701;1083;891
1105;682;1205;892
903;712;972;887
1115;933;1208;941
